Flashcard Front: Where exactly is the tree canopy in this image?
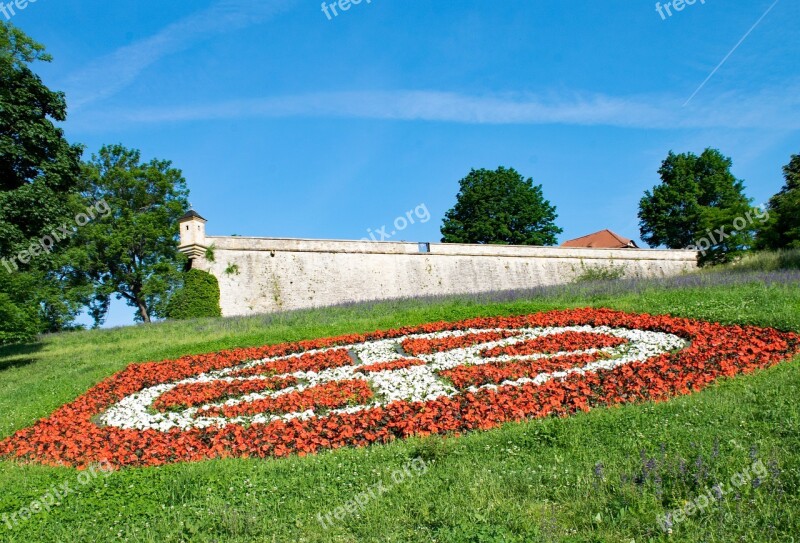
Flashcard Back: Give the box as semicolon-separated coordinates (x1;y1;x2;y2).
0;22;86;343
757;153;800;250
638;149;753;264
75;145;189;324
0;22;83;256
441;167;562;246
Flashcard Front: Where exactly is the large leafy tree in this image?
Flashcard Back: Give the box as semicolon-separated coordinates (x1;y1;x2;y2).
76;145;189;323
638;149;753;264
0;23;85;342
441;167;562;245
757;153;800;249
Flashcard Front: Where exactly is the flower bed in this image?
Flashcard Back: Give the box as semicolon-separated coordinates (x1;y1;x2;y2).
1;308;798;469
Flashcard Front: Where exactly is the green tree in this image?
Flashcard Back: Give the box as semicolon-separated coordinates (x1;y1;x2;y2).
441;167;562;245
75;145;189;323
757;153;800;249
0;23;85;342
638;149;753;264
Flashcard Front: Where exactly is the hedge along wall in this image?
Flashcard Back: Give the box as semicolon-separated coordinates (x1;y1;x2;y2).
166;269;222;320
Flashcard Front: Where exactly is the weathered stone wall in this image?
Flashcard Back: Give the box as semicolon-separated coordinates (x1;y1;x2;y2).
182;232;698;318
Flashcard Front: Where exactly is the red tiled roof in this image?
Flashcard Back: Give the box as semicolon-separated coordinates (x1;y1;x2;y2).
561;229;639;249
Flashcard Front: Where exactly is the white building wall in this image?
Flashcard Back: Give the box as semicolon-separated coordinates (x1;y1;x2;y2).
183;235;698;317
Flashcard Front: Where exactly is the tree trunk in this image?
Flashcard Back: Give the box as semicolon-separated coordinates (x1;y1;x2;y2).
136;299;150;323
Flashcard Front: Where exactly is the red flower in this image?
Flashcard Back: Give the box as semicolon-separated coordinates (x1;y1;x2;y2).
153;376;298;411
481;331;627;357
402;330;520;355
199;380;374;418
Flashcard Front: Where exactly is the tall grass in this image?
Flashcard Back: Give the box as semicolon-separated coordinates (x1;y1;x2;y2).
720;249;800;273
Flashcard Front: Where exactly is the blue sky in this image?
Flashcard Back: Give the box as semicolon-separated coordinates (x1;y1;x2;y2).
9;0;799;326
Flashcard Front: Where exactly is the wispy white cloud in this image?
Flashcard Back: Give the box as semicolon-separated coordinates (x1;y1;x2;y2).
61;0;798;132
62;0;294;109
72;86;800;131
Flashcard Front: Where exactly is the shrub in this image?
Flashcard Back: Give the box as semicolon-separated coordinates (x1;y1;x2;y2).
0;292;41;345
573;264;627;283
166;269;222;320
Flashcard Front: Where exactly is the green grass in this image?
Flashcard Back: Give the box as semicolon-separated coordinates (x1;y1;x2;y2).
1;274;799;542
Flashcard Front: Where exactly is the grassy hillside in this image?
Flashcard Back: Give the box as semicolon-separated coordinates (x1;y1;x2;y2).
1;267;799;542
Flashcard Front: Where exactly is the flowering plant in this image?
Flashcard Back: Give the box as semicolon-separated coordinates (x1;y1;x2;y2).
1;308;797;469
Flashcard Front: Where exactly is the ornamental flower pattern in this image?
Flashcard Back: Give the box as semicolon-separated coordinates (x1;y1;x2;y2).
1;309;798;469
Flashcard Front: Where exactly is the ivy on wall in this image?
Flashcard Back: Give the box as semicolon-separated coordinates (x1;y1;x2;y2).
166;269;222;320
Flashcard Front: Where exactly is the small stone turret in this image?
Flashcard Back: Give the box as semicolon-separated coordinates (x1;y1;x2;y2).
178;210;208;260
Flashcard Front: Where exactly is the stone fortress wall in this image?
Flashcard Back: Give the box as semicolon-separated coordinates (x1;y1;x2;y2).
178;213;699;317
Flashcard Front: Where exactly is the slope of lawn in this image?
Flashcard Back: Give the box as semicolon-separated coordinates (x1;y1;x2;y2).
0;266;799;542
